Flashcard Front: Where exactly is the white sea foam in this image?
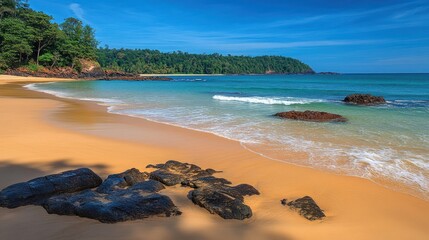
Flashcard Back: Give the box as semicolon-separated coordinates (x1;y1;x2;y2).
24;83;123;105
212;95;323;105
25;81;429;200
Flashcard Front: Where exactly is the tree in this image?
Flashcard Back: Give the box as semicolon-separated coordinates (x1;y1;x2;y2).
18;9;60;65
0;17;32;66
59;17;98;67
38;52;53;66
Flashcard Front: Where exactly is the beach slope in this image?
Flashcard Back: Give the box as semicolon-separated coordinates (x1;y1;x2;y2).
0;75;428;240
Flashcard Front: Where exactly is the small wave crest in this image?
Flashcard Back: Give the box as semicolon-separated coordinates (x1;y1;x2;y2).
212;95;323;105
24;83;122;105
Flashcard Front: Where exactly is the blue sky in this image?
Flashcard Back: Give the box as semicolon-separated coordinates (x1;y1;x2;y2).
31;0;429;73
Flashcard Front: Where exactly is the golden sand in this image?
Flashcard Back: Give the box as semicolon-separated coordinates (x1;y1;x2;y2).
0;75;428;240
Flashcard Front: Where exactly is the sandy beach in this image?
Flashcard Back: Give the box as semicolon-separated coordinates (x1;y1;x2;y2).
0;75;428;240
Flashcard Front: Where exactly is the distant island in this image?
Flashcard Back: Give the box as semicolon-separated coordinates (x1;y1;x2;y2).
0;1;314;78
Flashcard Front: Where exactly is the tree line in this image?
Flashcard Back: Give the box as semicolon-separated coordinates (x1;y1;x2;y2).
0;0;314;74
97;48;314;74
0;0;97;70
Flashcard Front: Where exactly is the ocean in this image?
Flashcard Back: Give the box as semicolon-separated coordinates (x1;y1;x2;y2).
26;74;429;199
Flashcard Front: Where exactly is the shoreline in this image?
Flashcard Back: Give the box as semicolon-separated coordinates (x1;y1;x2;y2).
1;75;428;239
24;77;428;201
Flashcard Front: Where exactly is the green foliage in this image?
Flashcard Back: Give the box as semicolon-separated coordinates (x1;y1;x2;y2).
26;61;39;71
72;58;82;72
0;1;313;75
97;48;314;74
0;1;98;70
58;18;98;65
38;52;53;66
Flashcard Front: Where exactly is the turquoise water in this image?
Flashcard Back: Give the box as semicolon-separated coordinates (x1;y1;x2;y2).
27;74;429;199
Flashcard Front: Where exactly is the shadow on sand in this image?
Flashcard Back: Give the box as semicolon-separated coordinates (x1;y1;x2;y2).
0;159;291;240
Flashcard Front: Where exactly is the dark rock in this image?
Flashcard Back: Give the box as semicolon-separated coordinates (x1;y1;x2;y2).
274;111;347;122
148;160;216;186
182;176;232;188
150;169;184;186
129;180;165;192
344;94;386;105
96;168;148;193
318;72;340;75
147;160;260;220
43;185;180;223
284;196;325;221
188;187;253;220
0;168;102;208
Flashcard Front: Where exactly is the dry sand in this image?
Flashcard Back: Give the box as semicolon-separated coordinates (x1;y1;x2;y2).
0;75;428;240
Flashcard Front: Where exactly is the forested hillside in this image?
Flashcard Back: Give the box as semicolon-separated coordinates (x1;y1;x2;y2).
0;0;97;71
0;0;314;75
97;48;314;74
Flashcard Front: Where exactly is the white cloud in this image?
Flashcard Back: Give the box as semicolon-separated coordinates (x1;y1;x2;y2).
69;3;85;21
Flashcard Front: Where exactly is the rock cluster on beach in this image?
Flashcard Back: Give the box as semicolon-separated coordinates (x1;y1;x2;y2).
344;94;386;105
0;168;181;223
274;110;347;123
0;160;260;222
148;160;260;220
281;196;325;221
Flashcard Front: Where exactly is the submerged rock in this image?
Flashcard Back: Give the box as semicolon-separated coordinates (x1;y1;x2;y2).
344;94;386;105
274;111;347;122
0;168;102;208
281;196;325;221
148;160;260;220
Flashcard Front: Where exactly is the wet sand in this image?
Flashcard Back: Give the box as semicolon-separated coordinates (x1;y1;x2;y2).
0;75;428;240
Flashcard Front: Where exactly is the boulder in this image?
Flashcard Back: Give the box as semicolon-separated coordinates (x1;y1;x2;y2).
43;179;179;223
182;176;232;188
188;187;253;220
147;160;259;220
148;160;217;186
96;168;148;193
281;196;325;221
0;168;102;208
274;111;347;122
344;94;386;105
38;168;180;223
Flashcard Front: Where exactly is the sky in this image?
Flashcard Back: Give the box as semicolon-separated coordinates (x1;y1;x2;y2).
31;0;429;73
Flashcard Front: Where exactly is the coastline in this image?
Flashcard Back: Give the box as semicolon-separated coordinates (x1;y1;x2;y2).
1;75;428;240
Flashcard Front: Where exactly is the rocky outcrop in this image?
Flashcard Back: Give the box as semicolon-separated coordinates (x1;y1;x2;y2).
281;196;325;221
147;160;217;186
0;168;180;223
344;94;386;105
0;161;260;222
5;64;171;81
43;179;179;223
96;168;149;193
318;72;340;75
188;183;259;220
274;111;347;122
148;160;260;220
0;168;102;208
41;168;180;223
